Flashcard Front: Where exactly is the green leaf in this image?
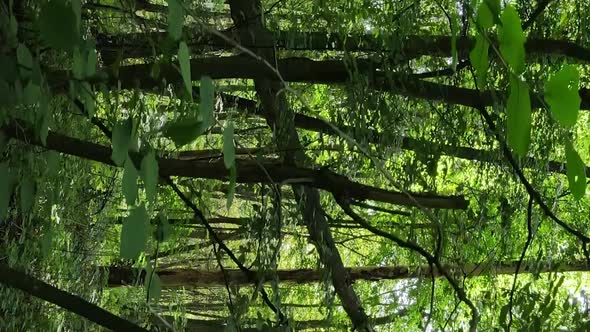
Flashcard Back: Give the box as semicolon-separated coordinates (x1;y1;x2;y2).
146;272;161;302
450;10;459;71
0;79;12;106
223;122;235;169
120;205;148;260
499;303;509;330
0;131;6;153
20;176;35;213
45;151;60;178
199;76;214;128
71;0;81;28
0;54;18;83
31;61;43;85
9;14;18;38
469;34;489;87
122;157;138;206
36;91;51;146
153;214;171;242
477;1;494;29
506;78;531;157
163;117;204;147
82;82;95;118
498;5;526;74
565;140;586;200
0;163;14;220
72;47;84;79
544;65;581;128
178;41;192;99
86;47;97;77
41;226;53;257
166;0;184;40
111;118;132;166
484;0;501;21
17;43;33;78
140;150;159;203
227;164;236;210
23;81;40;104
39;0;79;52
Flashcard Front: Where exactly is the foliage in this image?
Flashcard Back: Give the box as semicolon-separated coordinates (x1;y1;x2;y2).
1;0;590;331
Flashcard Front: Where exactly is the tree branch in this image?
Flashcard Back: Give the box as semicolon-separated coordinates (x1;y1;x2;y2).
1;120;467;210
335;199;479;332
48;57;590;111
0;264;148;331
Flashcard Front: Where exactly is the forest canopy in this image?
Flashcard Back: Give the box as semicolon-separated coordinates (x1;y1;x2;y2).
2;0;590;331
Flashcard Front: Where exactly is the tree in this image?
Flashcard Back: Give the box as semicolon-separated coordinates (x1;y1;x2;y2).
2;0;590;331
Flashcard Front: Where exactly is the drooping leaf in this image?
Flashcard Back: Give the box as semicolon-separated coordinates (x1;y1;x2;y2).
469;34;489;87
565;140;586;200
223;121;235;169
0;79;12;106
0;131;6;153
162;117;203;147
153;214;171;242
72;47;84;79
178;41;192;99
86;47;97;77
71;0;81;28
227;164;236;210
506;78;531;157
199;76;214;128
146;272;162;302
544;65;581;128
31;61;43;85
111;118;132;166
144;263;161;302
166;0;184;40
151;62;161;79
0;163;14;220
23;81;41;104
450;10;458;70
41;226;53;257
0;54;18;83
16;43;33;78
20;176;36;213
140;150;159;203
499;303;510;330
477;1;494;29
36;91;51;145
45;151;60;178
498;5;526;75
14;78;23;104
484;0;501;18
122;157;138;206
9;14;18;39
120;205;149;260
39;0;79;51
81;82;95;118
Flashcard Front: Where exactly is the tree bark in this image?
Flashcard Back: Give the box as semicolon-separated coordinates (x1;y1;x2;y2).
227;0;375;330
107;260;590;287
0;264;147;331
48;56;590;111
96;30;590;63
1;120;467;209
154;313;399;331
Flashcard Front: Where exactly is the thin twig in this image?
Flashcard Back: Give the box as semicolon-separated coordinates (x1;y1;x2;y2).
507;196;534;331
336;199;479;332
